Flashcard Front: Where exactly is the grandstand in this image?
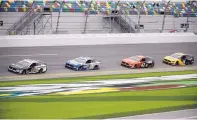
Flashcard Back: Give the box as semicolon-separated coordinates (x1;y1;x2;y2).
0;0;196;35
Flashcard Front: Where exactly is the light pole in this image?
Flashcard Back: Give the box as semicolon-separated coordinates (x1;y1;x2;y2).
161;0;170;33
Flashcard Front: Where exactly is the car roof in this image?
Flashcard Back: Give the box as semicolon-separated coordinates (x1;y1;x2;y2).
173;53;185;56
23;59;38;63
136;55;145;58
144;56;154;59
78;57;93;60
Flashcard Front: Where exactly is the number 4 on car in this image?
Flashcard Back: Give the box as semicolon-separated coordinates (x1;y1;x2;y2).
121;55;155;69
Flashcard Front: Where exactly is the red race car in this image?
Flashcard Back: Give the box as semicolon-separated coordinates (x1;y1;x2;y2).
121;55;155;68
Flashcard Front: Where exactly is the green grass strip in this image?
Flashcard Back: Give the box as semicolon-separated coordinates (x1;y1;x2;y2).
0;86;197;119
0;70;197;87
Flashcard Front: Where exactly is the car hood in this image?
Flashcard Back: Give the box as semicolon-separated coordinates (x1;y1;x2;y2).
122;58;137;64
67;60;83;66
9;63;26;69
164;56;179;61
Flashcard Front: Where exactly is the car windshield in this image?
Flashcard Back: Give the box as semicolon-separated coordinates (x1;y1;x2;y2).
17;60;31;67
129;56;141;61
170;54;182;59
74;57;87;63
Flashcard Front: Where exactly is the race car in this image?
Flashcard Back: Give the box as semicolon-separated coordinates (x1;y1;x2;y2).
163;53;194;66
65;57;101;71
8;59;47;74
121;55;155;68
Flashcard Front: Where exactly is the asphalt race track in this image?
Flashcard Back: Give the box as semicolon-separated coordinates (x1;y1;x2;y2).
106;108;197;119
0;43;197;77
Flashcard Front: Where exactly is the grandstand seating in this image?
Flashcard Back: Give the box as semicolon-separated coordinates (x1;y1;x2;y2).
0;0;196;17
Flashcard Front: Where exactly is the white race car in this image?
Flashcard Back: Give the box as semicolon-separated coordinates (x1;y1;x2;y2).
8;59;47;74
65;57;101;71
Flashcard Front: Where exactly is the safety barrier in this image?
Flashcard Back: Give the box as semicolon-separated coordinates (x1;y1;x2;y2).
0;33;196;47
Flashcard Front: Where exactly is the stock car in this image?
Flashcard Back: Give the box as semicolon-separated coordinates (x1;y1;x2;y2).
65;57;101;71
121;55;155;68
8;59;47;74
163;53;194;66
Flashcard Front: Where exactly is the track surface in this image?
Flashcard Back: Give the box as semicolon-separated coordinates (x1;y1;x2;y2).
0;43;197;77
106;108;197;119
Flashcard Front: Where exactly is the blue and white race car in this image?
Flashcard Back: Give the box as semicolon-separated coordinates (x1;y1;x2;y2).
65;57;101;71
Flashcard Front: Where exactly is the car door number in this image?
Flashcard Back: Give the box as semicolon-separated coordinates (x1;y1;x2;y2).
141;63;148;68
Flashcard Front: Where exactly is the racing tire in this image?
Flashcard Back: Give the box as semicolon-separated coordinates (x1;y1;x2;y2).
149;63;154;68
78;66;83;71
185;60;189;65
134;64;138;69
190;60;194;65
38;69;43;74
175;61;179;66
21;70;26;75
93;65;99;70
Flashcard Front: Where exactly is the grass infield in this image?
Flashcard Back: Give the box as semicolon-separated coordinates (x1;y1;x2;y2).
0;70;197;119
0;86;197;119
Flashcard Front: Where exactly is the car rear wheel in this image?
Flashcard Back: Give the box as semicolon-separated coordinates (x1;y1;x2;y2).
93;65;99;70
185;60;189;65
38;69;43;73
149;63;154;68
134;64;137;69
175;61;179;66
21;70;26;75
78;66;83;71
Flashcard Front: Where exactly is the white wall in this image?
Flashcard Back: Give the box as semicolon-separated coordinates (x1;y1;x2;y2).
129;15;197;33
0;33;196;47
0;12;25;35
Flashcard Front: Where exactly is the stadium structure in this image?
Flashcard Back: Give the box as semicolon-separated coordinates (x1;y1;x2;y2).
0;0;196;35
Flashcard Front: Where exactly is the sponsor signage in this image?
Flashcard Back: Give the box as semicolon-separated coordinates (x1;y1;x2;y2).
0;74;196;97
181;23;189;28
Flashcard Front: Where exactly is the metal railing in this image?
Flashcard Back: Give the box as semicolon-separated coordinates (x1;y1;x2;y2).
119;9;137;33
7;1;40;35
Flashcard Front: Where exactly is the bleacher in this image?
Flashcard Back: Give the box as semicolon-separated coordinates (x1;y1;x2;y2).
0;0;196;35
0;0;196;17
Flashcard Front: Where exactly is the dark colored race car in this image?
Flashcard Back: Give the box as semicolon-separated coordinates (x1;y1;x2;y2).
121;55;155;68
8;59;47;74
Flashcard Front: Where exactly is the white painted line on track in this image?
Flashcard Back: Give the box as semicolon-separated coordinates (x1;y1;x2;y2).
0;54;59;57
175;115;197;119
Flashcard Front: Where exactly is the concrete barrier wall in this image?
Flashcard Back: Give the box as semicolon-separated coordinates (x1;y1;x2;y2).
0;33;197;47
